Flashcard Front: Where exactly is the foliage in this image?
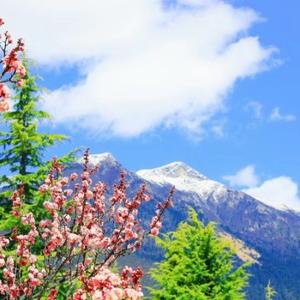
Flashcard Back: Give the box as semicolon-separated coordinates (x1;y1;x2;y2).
149;208;250;300
0;59;77;235
0;151;173;299
0;59;71;202
265;281;276;300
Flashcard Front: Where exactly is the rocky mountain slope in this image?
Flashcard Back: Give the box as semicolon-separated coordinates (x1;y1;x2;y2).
66;153;300;300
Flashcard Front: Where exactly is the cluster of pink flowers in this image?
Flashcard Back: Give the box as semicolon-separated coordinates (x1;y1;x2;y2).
0;151;173;299
0;193;44;298
0;17;26;112
150;189;174;237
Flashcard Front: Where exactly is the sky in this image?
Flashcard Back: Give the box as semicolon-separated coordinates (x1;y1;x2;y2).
1;0;299;211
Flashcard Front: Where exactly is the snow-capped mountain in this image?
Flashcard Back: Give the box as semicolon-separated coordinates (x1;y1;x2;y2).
77;152;118;167
137;162;228;200
65;153;300;299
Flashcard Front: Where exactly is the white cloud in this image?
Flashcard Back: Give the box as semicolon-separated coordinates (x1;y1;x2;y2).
224;165;300;211
223;165;259;188
210;118;227;137
245;101;263;119
270;107;296;122
244;177;300;211
212;123;225;137
1;0;274;137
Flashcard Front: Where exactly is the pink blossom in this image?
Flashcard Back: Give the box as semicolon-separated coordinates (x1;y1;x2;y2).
105;288;124;300
0;258;5;268
67;233;81;247
0;151;173;299
150;227;159;236
21;212;35;226
17;79;24;87
0;236;9;251
86;190;94;200
124;288;143;300
47;289;58;300
39;184;49;193
70;172;78;181
64;189;73;196
43;201;58;213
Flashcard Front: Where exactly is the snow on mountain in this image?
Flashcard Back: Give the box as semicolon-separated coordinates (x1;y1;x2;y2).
137;161;228;200
77;152;118;166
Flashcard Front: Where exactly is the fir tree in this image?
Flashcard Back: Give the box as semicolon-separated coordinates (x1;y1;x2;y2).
0;60;74;223
149;208;250;300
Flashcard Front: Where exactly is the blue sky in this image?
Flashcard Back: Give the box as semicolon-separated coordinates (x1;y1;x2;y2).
1;0;299;210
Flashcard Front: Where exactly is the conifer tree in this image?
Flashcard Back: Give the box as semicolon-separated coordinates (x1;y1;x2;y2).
149;208;249;300
0;60;73;216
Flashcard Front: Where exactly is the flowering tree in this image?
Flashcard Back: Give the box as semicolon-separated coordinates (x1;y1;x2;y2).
0;150;173;299
0;17;26;112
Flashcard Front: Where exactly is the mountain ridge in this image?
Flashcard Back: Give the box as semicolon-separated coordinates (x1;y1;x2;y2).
67;152;300;299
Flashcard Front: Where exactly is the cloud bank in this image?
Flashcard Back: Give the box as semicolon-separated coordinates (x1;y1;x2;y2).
244;177;300;212
223;165;259;188
1;0;274;137
269;107;296;122
224;165;300;211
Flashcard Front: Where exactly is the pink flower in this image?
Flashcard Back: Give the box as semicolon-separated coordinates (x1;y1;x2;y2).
39;219;51;228
60;177;69;185
124;228;137;241
64;189;73;197
73;289;87;300
0;83;10;100
47;289;58;300
0;101;9;112
3;268;15;280
150;227;159;236
67;233;81;247
43;201;58;213
21;213;35;226
39;184;49;193
106;288;123;300
0;258;5;268
124;288;143;300
29;278;41;287
16;79;24;87
29;255;37;264
63;214;71;223
70;172;78;181
81;171;90;180
86;190;94;200
0;236;9;251
99;237;111;248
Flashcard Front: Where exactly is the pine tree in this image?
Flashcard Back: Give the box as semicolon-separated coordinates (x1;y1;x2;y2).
0;60;74;223
149;208;250;300
265;281;276;300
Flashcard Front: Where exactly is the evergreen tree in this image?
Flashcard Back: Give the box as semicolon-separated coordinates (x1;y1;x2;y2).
265;281;276;300
0;60;74;222
149;208;249;300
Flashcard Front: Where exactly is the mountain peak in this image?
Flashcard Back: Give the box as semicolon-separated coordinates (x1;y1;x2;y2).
136;161;228;198
77;152;118;166
137;161;207;181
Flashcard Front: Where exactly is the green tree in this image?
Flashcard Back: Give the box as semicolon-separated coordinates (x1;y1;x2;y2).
149;208;249;300
265;281;276;300
0;60;74;226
